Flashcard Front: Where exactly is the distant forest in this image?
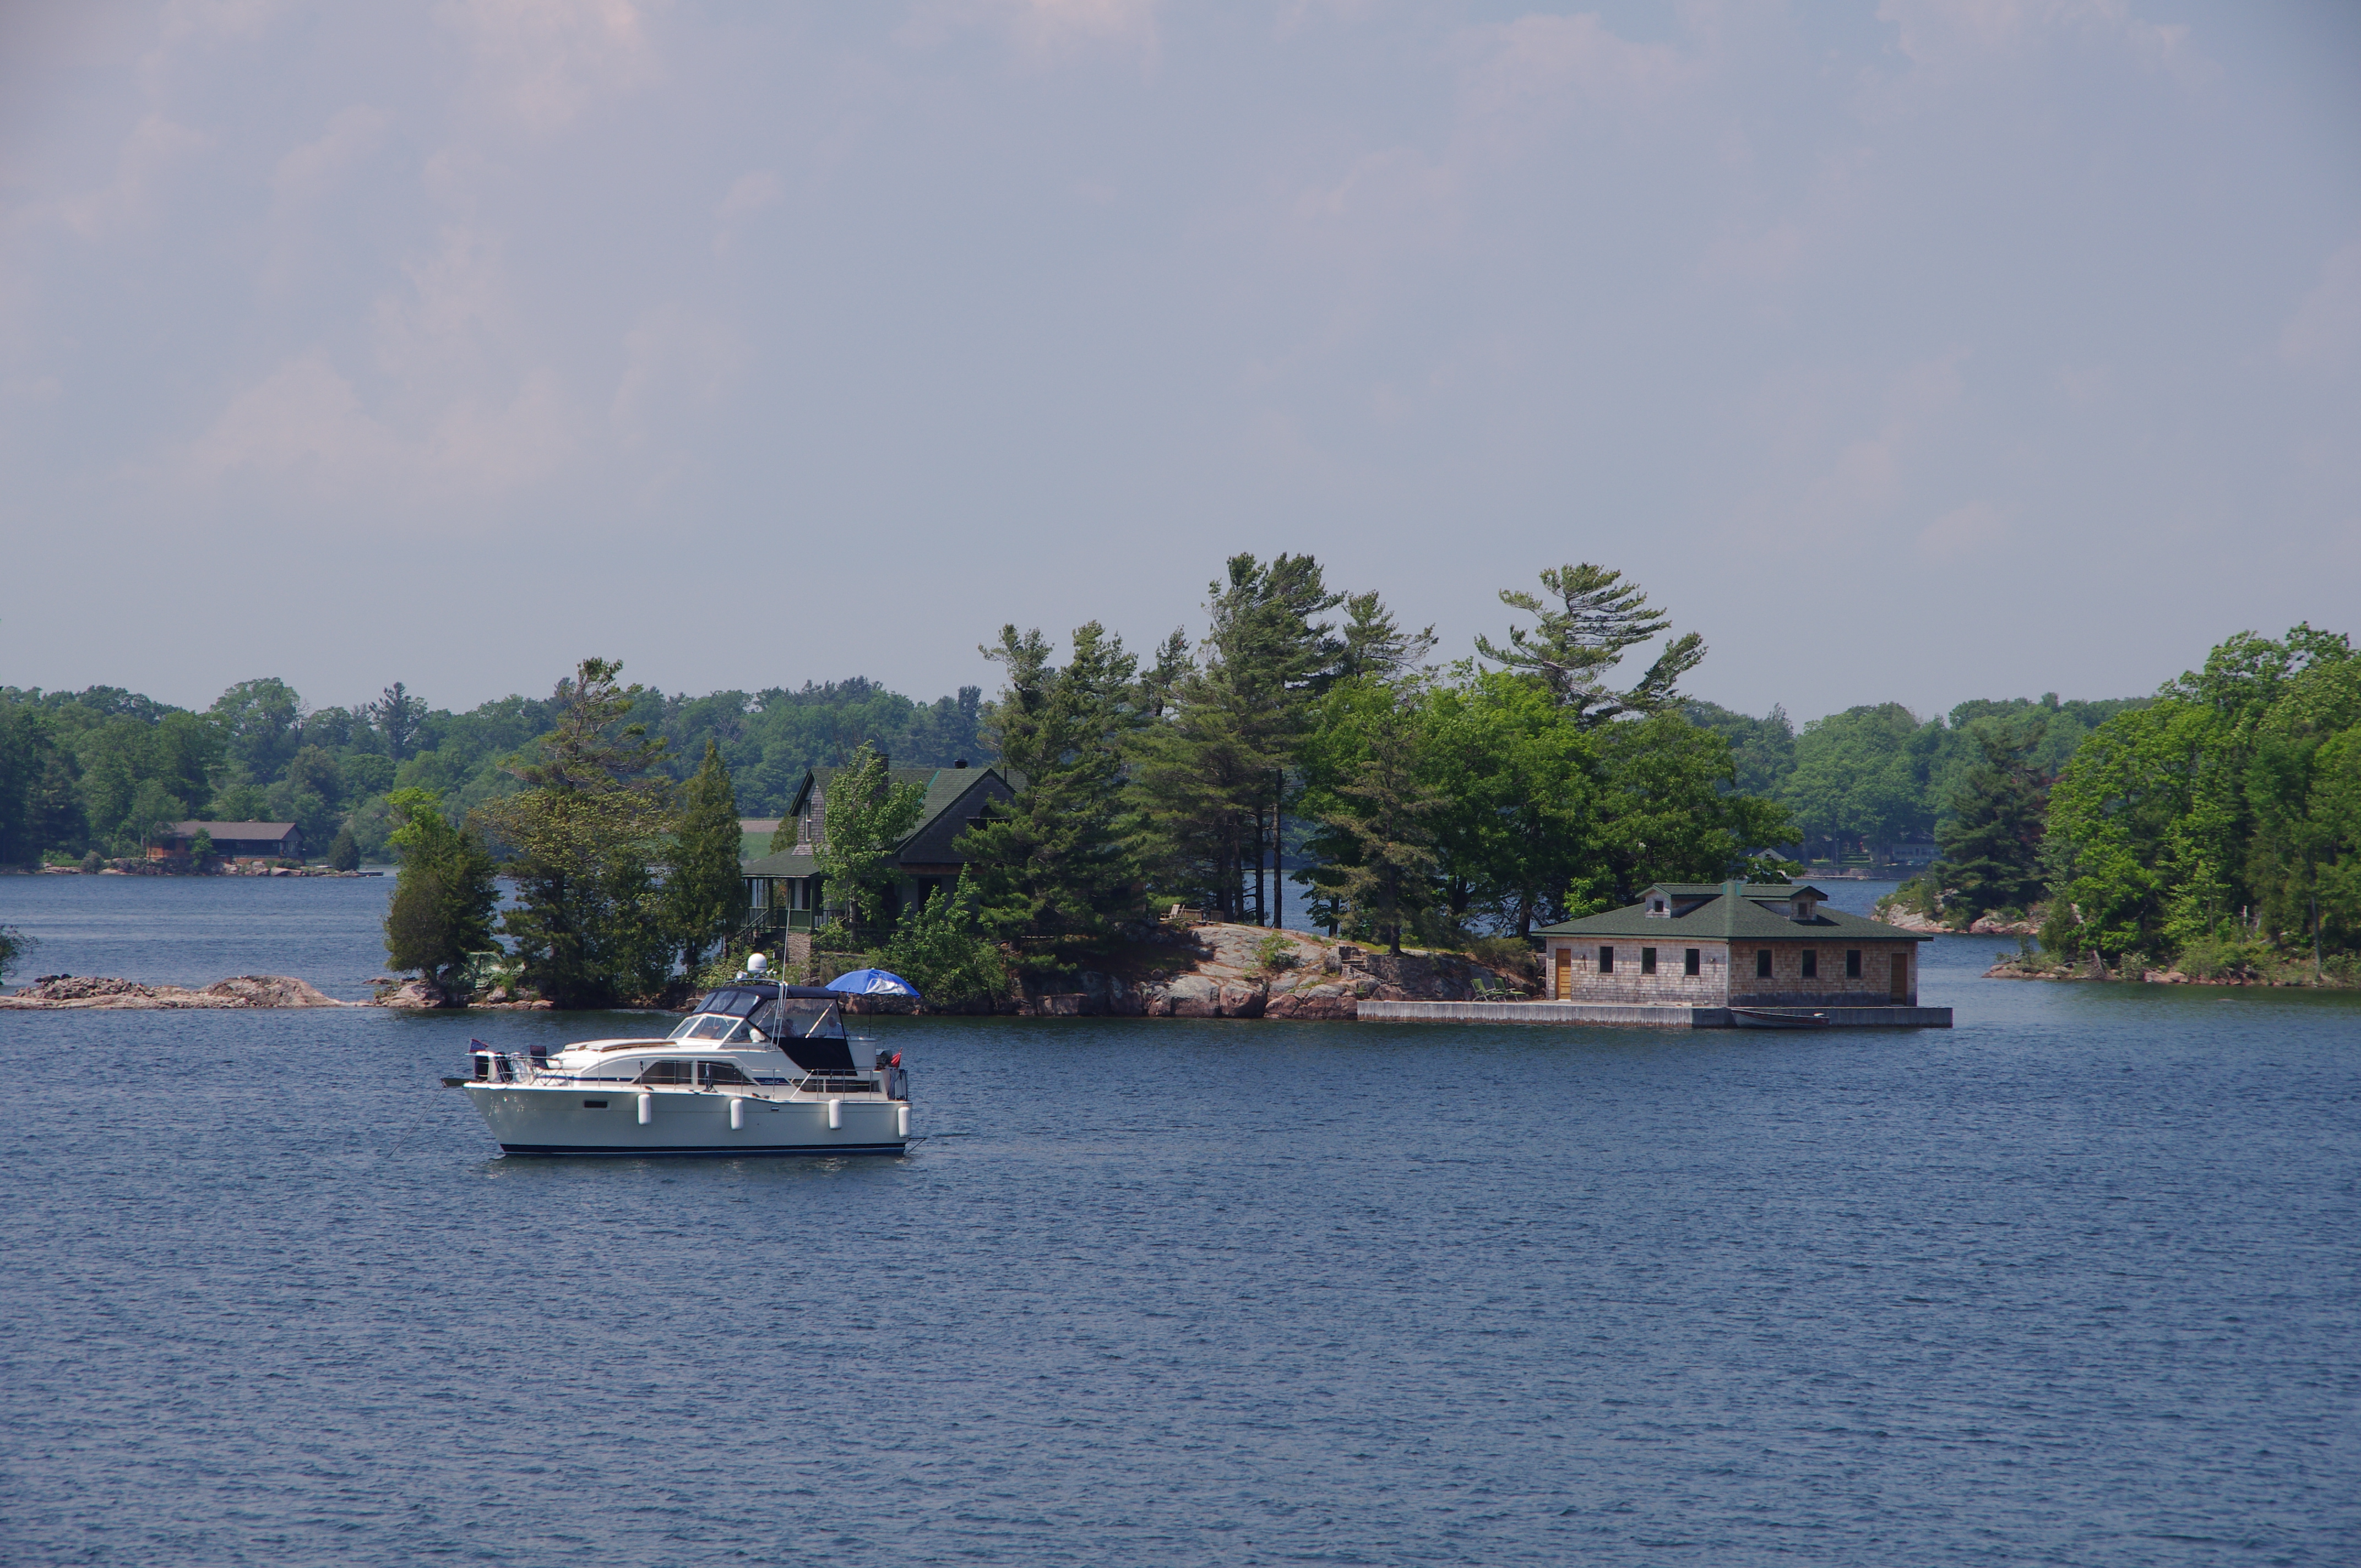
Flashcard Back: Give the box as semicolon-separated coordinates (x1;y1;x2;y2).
1683;694;2150;863
2;669;2135;872
0;676;982;865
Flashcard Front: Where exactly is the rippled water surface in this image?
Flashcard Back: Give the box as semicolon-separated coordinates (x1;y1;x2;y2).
2;875;2357;1565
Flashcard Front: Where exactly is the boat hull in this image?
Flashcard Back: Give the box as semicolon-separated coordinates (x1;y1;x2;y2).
1727;1007;1831;1029
464;1084;910;1156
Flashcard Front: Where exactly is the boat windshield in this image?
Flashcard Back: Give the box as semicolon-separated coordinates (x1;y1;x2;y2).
668;1014;741;1042
758;998;843;1040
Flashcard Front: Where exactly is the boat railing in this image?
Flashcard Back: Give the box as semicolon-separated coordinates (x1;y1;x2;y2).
468;1047;906;1102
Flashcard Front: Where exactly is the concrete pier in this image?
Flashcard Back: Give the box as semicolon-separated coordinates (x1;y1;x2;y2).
1357;1000;1952;1028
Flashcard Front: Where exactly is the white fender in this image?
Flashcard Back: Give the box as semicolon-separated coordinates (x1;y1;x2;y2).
637;1093;653;1125
897;1103;909;1139
827;1098;842;1130
729;1097;746;1130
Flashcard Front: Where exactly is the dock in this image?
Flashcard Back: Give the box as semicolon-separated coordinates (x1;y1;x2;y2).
1357;1000;1952;1028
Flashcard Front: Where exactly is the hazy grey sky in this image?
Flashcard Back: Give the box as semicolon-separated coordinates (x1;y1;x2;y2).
3;1;2355;724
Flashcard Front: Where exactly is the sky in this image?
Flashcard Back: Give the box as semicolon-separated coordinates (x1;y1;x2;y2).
2;0;2357;727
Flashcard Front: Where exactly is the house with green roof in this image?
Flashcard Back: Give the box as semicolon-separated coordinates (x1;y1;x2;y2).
1532;880;1929;1009
739;760;1020;933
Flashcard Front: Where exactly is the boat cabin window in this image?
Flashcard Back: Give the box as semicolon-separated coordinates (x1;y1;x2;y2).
636;1060;692;1084
697;1061;754;1087
776;999;844;1039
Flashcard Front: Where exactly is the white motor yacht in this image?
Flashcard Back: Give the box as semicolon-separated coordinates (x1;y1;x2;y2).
459;978;912;1156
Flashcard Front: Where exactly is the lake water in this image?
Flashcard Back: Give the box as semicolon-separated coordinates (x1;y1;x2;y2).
2;875;2357;1565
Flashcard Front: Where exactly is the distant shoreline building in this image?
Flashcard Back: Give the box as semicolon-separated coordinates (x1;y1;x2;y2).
156;821;304;862
739;760;1021;932
1533;881;1928;1008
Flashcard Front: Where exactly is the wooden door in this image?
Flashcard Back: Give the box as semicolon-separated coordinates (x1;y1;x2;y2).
1554;948;1571;1000
1888;952;1908;1000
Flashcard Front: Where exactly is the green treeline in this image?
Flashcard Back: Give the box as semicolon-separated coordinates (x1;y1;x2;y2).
0;676;981;865
9;562;2351;994
1683;694;2151;861
2033;625;2361;979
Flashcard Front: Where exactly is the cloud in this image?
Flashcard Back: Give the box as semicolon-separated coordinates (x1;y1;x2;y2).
182;350;575;499
371;227;510;383
271;106;390;203
181;223;578;503
1746;353;1972;546
434;0;662;133
1459;12;1700;146
57;112;210;238
611;303;744;444
713;170;781;255
2280;236;2361;372
899;0;1159;66
1918;499;2011;560
1874;0;2202;78
183;352;406;486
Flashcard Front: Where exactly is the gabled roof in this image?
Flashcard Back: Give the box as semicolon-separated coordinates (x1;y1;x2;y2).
170;821;298;838
743;764;1022;875
1534;880;1929;942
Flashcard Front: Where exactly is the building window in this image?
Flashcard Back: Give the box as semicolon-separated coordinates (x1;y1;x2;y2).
1802;949;1818;978
1755;949;1772;978
1685;948;1700;977
1641;947;1657;975
1598;945;1615;973
1846;949;1861;978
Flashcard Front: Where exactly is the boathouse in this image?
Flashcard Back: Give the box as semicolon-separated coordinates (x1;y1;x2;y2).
158;821;304;861
739;761;1021;930
1532;880;1927;1007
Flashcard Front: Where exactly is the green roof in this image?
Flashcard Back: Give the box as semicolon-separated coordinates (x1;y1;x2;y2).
741;764;1022;876
1533;880;1929;942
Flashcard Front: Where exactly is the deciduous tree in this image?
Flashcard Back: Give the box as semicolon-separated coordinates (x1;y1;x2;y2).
383;788;500;997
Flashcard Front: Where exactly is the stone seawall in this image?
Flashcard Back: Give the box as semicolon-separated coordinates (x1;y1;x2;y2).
1361;1000;1954;1028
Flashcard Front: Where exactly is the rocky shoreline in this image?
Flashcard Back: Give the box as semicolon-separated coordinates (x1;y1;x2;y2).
6;925;1524;1017
1872;902;2039;937
1;974;351;1009
1005;923;1521;1020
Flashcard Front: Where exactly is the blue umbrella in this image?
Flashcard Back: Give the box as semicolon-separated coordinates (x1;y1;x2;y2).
825;967;922;1000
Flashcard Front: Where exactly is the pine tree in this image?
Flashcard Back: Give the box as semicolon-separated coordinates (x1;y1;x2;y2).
1129;554;1343;923
1935;723;2050;921
667;739;746;970
1475;563;1704;726
475;657;675;1008
1307;704;1444;955
960;621;1141;940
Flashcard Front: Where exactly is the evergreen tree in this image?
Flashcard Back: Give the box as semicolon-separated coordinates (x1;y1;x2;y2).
960;621;1141;940
1305;695;1444;955
1475;563;1703;726
1934;723;2050;921
667;739;746;970
383;788;500;997
475;657;675;1008
326;825;361;872
813;741;924;946
1129;554;1343;923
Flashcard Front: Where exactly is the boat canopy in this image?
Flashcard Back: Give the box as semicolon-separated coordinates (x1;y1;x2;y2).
690;984;855;1076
